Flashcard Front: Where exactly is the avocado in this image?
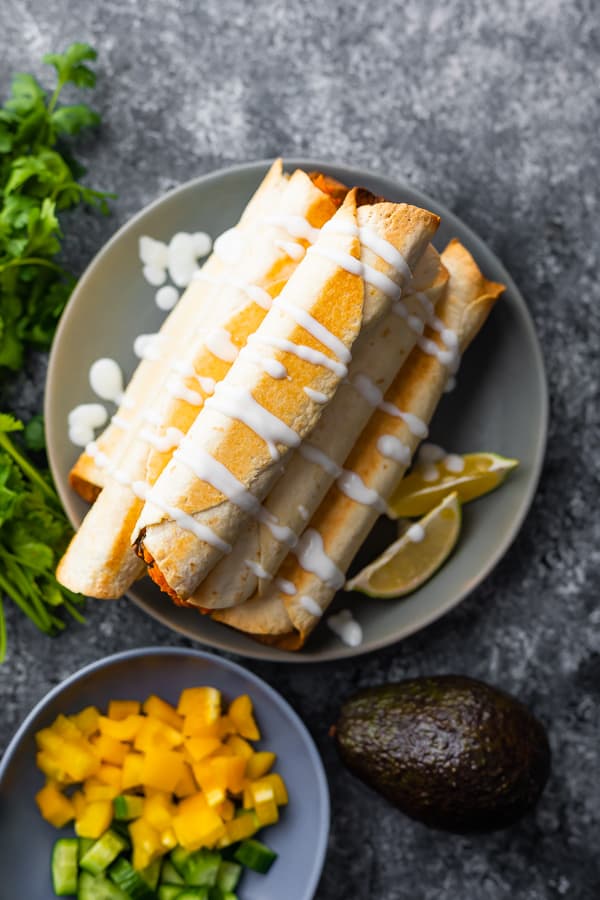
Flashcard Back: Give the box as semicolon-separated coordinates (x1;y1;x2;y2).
334;675;550;833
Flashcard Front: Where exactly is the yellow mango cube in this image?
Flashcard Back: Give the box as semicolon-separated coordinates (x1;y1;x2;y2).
52;714;82;741
246;751;276;780
71;706;100;736
75;799;112;838
228;695;260;741
172;793;224;850
35;782;74;827
226;735;254;760
130;817;162;870
220;812;258;846
160;827;177;850
121;753;145;790
134;717;183;753
35;728;65;756
250;779;275;806
141;749;186;793
62;742;101;782
185;736;222;762
83;779;120;802
261;773;289;806
97;764;122;790
173;764;198;799
143;792;174;831
255;797;279;826
142;695;183;731
108;700;141;720
219;799;235;822
210;756;246;794
36;751;69;784
71;790;87;819
177;686;221;719
90;733;129;767
98;715;144;742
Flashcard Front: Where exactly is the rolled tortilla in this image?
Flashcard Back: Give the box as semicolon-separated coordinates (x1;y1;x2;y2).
213;240;504;647
69;159;291;501
57;165;346;598
135;191;440;601
191;245;449;609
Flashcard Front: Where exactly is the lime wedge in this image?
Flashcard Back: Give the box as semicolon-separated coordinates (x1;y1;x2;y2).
347;492;461;598
388;452;518;519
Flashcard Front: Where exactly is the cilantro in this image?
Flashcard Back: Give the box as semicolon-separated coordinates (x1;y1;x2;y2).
0;42;115;371
0;414;85;660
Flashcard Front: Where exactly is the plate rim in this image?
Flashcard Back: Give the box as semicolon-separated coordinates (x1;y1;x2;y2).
45;157;548;663
0;646;331;900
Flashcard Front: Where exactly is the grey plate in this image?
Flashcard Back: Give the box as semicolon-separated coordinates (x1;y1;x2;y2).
45;159;548;662
0;647;329;899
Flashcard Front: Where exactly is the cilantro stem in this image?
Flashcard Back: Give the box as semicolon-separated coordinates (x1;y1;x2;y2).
0;570;47;633
47;78;64;115
0;598;6;662
0;257;64;275
61;595;86;624
0;432;59;504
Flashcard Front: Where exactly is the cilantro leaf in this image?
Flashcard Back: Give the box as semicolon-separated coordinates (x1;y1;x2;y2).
43;43;98;95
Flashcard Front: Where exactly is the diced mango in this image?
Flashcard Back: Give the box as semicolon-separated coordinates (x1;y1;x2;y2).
35;728;65;756
90;733;129;766
250;779;275;806
228;695;260;741
172;793;225;851
219;799;235;822
242;781;254;810
83;779;120;802
226;735;254;760
173;764;198;799
142;695;183;731
75;799;113;838
71;790;87;819
246;751;276;780
220;812;258;846
210;756;246;794
98;715;144;742
217;715;236;739
185;736;222;762
141;749;186;793
160;827;177;850
143;792;174;831
177;686;221;719
71;706;100;736
130;817;163;870
134;717;183;753
261;773;289;806
52;714;83;741
96;764;122;790
36;751;69;784
35;782;74;827
121;753;145;790
61;742;101;782
182;716;222;738
255;797;279;826
108;699;141;720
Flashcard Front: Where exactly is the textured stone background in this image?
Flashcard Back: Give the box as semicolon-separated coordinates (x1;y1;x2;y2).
1;1;599;897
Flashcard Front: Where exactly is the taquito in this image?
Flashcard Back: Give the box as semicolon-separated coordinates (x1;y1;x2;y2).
191;245;449;609
135;191;440;601
213;240;504;647
58;164;346;598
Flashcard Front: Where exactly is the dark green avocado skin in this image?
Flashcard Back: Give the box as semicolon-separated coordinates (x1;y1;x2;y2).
334;675;551;833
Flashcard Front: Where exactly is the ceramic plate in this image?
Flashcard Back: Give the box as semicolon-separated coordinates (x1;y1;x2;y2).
45;159;547;661
0;647;329;898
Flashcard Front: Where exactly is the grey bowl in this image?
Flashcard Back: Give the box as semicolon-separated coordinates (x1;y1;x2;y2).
0;647;329;898
45;159;547;661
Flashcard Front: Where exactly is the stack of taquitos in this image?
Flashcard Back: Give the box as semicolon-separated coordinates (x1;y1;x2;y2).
57;163;502;651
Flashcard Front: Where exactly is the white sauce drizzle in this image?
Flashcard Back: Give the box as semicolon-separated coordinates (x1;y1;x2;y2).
134;333;163;361
140;426;184;453
205;383;301;460
294;528;345;590
322;220;412;283
309;245;402;300
418;443;446;463
134;480;231;553
194;272;272;311
68;404;108;447
142;264;166;286
444;454;465;473
213;227;244;265
248;334;347;377
85;440;110;469
155;285;179;311
275;577;297;596
89;358;124;404
139;236;169;269
274;239;305;260
421;464;439;482
264;214;320;243
111;414;131;431
204;327;239;363
240;346;288;380
304;387;328;404
351;374;428;438
406;523;425;543
298;504;310;521
298;595;322;617
245;560;272;580
336;470;388;514
273;294;351;363
166;376;203;407
376;434;411;465
327;609;363;647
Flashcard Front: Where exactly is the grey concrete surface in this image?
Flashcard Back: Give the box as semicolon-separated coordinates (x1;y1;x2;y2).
1;1;599;897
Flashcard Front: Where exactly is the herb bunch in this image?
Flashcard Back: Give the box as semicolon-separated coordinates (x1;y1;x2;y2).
0;42;113;371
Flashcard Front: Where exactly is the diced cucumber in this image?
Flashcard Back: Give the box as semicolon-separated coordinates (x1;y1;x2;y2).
174;890;210;900
142;857;162;889
78;838;95;862
80;829;129;874
216;861;241;892
78;870;130;900
182;849;221;886
114;793;145;820
109;857;156;899
158;887;184;900
111;820;132;843
160;859;185;886
233;839;277;874
170;846;191;877
52;838;79;896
